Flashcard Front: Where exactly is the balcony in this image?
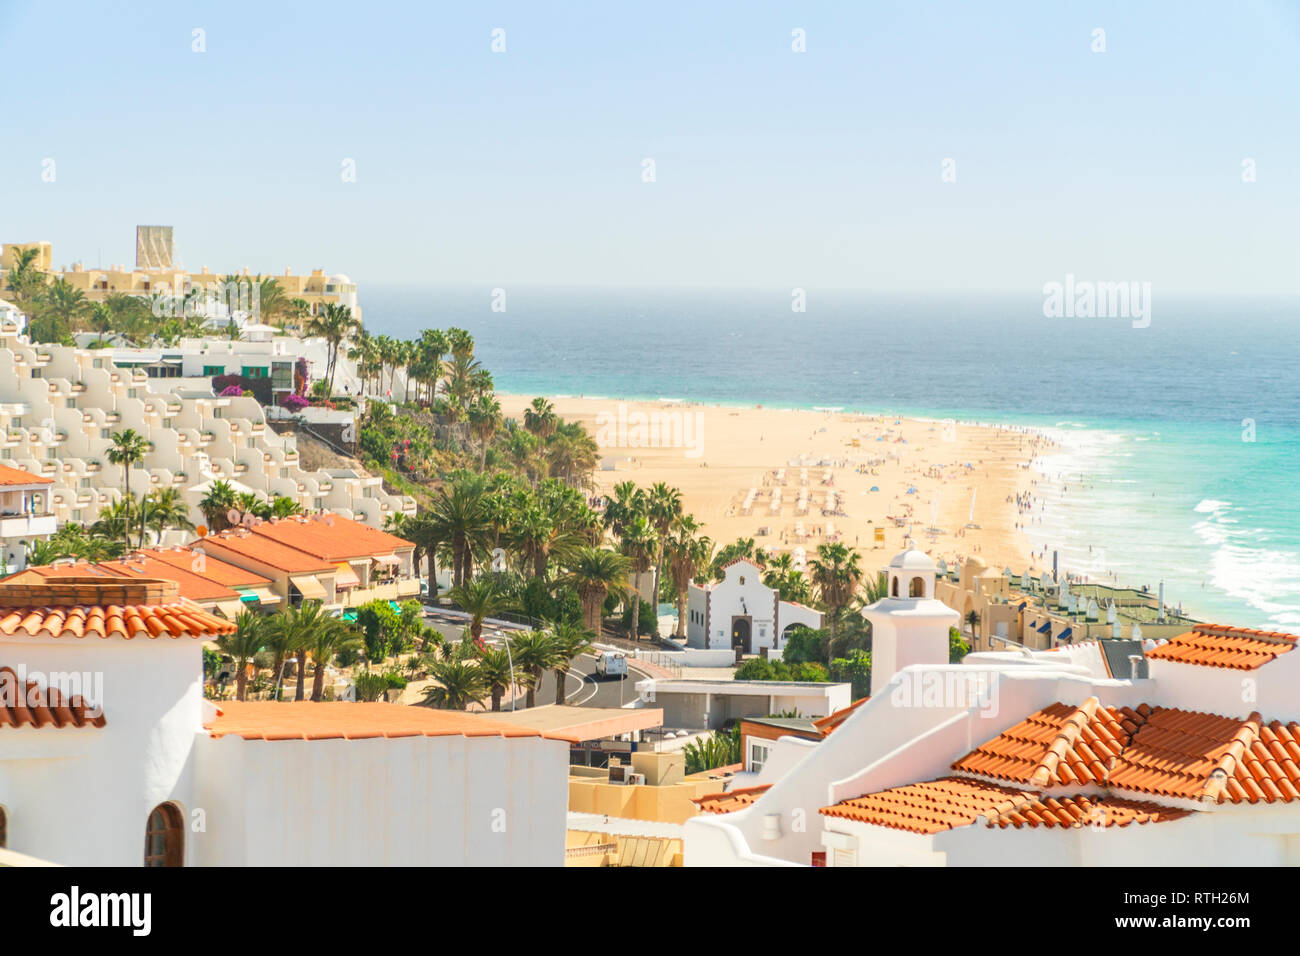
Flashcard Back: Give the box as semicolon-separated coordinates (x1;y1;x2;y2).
0;513;57;538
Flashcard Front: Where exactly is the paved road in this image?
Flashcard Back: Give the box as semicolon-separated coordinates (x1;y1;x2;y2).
421;609;656;710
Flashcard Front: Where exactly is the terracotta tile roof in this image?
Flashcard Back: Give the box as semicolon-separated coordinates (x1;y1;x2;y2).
205;701;552;742
951;698;1150;787
820;777;1035;834
1225;720;1300;804
142;546;273;589
1146;625;1296;670
247;514;413;562
12;554;244;603
0;462;52;486
987;795;1192;829
825;703;1300;838
0;577;235;640
196;528;335;574
692;785;772;814
0;666;105;729
813;697;868;736
1108;707;1264;803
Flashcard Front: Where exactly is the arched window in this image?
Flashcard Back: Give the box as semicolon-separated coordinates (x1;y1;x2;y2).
144;802;184;867
891;576;899;597
909;576;925;598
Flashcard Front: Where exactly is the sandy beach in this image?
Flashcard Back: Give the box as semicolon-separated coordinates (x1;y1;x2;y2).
499;395;1058;577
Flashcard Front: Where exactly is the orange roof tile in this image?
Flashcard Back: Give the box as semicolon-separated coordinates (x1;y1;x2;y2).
1107;707;1263;802
951;698;1149;787
248;514;413;562
140;546;273;589
692;785;772;814
205;701;552;742
0;577;235;641
813;697;868;736
0;462;53;486
196;529;335;574
14;555;244;603
1225;720;1300;804
820;777;1034;834
1147;625;1296;670
0;666;105;729
987;795;1192;829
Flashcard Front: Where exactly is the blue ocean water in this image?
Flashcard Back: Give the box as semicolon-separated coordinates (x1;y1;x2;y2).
360;284;1300;631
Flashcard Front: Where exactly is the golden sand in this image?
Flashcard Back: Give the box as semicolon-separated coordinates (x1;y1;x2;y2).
500;395;1057;576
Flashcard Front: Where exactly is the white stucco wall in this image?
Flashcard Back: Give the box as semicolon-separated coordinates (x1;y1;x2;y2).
192;731;568;866
0;636;204;866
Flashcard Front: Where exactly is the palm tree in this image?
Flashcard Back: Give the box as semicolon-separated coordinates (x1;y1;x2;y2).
305;302;358;394
261;609;299;701
523;397;557;440
620;515;657;642
143;487;195;546
310;617;362;701
215;611;264;701
475;644;530;712
665;517;712;638
106;429;150;550
197;479;239;532
809;542;863;662
427;472;490;588
4;246;45;304
467;395;502;471
645;482;683;614
548;620;595;706
422;659;488;710
276;601;334;701
560;546;630;635
508;629;558;709
445;576;518;645
964;609;982;646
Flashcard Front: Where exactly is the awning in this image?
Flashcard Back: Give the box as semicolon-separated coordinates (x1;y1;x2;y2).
372;554;400;567
241;586;281;606
1058;627;1073;643
1018;601;1028;611
1036;621;1052;634
334;562;361;588
291;575;327;601
215;599;245;620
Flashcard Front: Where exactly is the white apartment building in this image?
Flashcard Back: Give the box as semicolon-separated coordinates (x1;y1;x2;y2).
0;315;413;533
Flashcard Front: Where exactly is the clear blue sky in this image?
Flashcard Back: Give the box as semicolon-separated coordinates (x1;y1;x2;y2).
1;0;1297;294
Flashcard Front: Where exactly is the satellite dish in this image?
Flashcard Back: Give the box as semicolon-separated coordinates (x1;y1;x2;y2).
226;509;241;524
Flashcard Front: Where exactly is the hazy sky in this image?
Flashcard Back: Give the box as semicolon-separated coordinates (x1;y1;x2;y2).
2;1;1297;294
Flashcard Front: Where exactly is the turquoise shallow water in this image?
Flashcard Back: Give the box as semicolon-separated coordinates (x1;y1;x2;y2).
360;284;1300;631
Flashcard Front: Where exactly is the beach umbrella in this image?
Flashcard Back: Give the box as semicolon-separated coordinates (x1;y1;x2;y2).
870;486;879;492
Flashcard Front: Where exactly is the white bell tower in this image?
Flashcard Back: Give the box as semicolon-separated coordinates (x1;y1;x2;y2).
864;545;960;696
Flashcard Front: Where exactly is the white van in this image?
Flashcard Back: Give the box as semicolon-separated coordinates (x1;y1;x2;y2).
594;650;627;680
